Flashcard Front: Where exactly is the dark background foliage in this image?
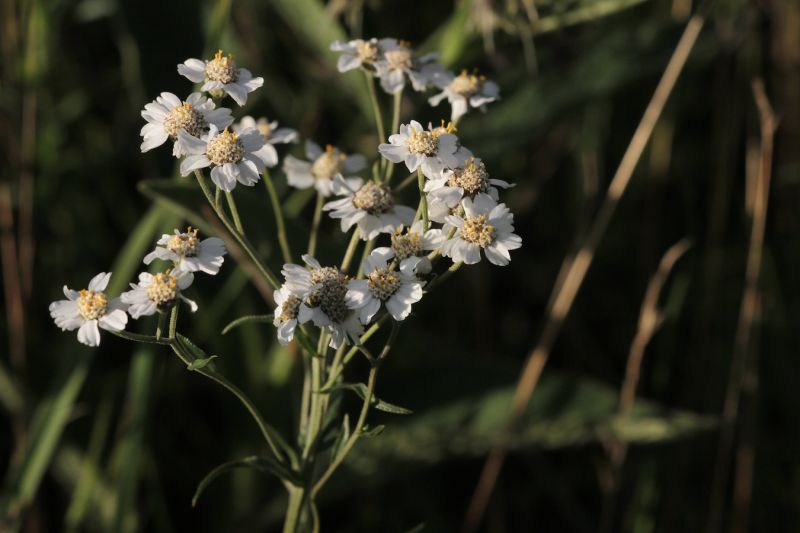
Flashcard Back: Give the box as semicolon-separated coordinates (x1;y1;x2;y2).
1;0;799;531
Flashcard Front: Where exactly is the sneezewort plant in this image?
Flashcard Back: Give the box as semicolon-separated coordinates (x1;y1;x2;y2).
49;41;521;531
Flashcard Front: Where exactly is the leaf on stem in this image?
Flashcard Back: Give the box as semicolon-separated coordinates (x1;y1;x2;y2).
327;382;413;415
221;314;274;335
175;334;219;371
192;455;299;507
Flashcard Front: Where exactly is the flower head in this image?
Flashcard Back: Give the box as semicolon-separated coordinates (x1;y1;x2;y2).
280;255;363;348
49;272;128;347
143;227;227;275
379;120;471;178
330;38;395;72
140;92;233;156
283;141;366;197
346;249;424;324
429;69;500;123
178;124;275;191
441;195;522;266
372;220;444;274
178;50;264;106
233;116;298;168
121;270;197;319
373;39;443;94
323;176;416;240
425;157;513;222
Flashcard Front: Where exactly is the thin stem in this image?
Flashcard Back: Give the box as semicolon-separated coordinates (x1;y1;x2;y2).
356;238;376;278
263;169;293;263
110;330;172;346
168;305;179;338
417;169;428;232
302;332;329;460
340;229;361;273
307;193;324;256
194;170;280;289
384;90;403;183
363;70;385;145
225;191;244;233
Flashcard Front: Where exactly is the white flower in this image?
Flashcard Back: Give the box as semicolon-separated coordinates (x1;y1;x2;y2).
442;195;522;266
323;176;416;241
49;272;128;347
283;141;366;197
330;38;393;72
425;157;513;222
121;271;197;319
373;39;442;94
272;285;302;346
178;124;274;192
428;69;500;123
233;116;298;168
140;92;233;156
178;50;263;106
346;248;424;324
143;227;226;275
281;255;363;348
372;220;444;274
378;120;470;178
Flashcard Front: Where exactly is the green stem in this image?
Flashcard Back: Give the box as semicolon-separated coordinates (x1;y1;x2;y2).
282;487;305;533
340;229;361;273
302;332;329;460
110;330;172;346
155;312;168;340
356;238;376;278
263;169;293;263
417;169;428;231
194;170;280;289
225;191;244;233
307;193;324;256
364;70;385;145
384;90;403;183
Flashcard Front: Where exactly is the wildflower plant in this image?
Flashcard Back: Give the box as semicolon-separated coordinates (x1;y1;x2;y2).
50;41;520;531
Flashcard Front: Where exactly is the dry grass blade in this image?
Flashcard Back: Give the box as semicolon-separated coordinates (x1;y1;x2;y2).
461;15;706;533
706;78;778;533
599;238;691;532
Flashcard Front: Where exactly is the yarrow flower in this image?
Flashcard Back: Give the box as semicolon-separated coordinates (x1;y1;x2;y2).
143;227;227;275
233;116;298;168
373;39;442;94
178;50;263;106
140;92;233;156
442;195;522;266
346;249;424;323
272;284;303;346
373;220;444;274
323;176;416;240
330;38;394;73
281;255;363;348
283;141;366;197
178;124;274;192
49;272;128;347
425;157;513;222
121;271;197;319
428;69;500;123
378;120;470;178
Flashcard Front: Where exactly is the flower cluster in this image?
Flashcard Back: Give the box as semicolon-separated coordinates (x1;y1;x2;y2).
331;38;501;122
50;228;227;346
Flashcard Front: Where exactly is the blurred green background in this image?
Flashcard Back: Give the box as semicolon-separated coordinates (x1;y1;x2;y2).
2;0;799;531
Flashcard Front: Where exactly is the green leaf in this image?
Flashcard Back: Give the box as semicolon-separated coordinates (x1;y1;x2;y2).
222;314;273;335
329;383;413;415
360;425;385;438
187;355;219;371
330;415;351;460
175;334;219;372
192;456;298;507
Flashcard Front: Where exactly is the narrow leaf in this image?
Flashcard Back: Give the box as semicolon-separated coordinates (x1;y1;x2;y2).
187;355;219;371
192;455;298;507
222;314;273;335
329;383;413;415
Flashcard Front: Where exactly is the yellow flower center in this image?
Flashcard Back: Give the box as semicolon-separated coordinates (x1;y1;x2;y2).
207;128;244;166
356;40;380;63
77;289;108;321
406;129;439;156
460;214;495;248
311;145;344;180
352;181;394;215
449;70;484;97
146;272;179;305
448;158;490;196
255;118;273;141
163;102;206;139
205;50;237;84
385;46;413;70
391;227;422;260
367;267;401;301
167;227;200;257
